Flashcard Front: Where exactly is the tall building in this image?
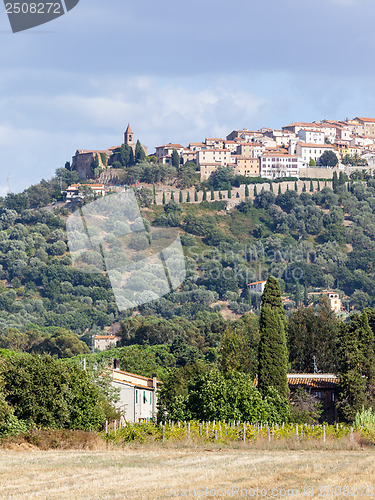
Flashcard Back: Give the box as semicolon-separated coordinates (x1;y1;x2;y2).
124;123;134;146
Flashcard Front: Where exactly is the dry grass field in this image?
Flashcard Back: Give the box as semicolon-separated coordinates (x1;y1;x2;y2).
0;444;375;499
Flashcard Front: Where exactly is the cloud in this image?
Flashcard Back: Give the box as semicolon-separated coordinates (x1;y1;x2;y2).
0;72;270;192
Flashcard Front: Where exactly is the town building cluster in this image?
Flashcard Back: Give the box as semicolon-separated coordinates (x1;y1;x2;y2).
71;117;375;183
155;117;375;181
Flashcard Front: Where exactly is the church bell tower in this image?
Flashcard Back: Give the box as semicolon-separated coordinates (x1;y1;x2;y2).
124;124;134;146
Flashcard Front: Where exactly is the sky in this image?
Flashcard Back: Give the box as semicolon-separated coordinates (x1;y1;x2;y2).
1;0;375;194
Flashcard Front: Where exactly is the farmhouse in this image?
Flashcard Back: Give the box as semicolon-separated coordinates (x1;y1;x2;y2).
111;365;162;422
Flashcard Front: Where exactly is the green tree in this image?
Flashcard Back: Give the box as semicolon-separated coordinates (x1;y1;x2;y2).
319;151;338;167
194;190;198;202
135;140;146;163
220;314;259;378
337;314;369;422
171;149;180;169
162;192;166;204
179;190;183;203
258;277;289;399
309;158;316;166
0;354;107;430
288;297;339;373
186;191;191;202
294;181;298;192
310;180;314;192
332;171;339;192
245;184;249;197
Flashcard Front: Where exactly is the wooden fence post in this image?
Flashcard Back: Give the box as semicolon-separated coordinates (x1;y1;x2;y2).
162;425;165;443
323;425;326;443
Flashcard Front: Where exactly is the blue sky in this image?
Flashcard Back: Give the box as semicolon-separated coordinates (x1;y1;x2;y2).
1;0;375;193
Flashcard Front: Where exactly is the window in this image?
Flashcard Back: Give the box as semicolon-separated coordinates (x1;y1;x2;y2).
332;393;335;402
143;391;147;403
136;390;138;404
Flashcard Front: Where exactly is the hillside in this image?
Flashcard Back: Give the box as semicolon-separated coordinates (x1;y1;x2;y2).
0;175;374;355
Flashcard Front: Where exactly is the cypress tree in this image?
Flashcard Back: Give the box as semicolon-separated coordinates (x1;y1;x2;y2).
129;147;135;166
227;185;232;199
337;320;367;421
303;285;308;306
194;190;198;202
269;182;273;193
202;188;207;201
171;149;180;169
317;180;321;191
236;191;240;198
278;184;282;195
310;180;314;192
295;282;301;306
339;171;346;186
254;185;257;196
294;181;298;192
153;184;156;204
219;191;222;200
332;171;338;192
162;192;166;204
211;188;215;200
170;191;175;201
135;140;146;163
302;183;306;192
245;184;249;198
186;191;191;202
258;277;289;399
179;190;183;203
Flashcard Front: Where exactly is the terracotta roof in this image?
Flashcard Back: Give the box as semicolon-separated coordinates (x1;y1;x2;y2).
287;374;339;389
198;149;230;153
125;123;133;134
112;368;162;385
248;280;267;285
253;373;339;389
157;143;184;149
297;142;334;148
355;117;375;123
94;335;119;340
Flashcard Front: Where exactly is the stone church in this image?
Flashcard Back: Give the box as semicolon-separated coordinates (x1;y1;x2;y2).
71;124;147;180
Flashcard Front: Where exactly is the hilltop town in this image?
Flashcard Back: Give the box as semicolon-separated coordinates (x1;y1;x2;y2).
72;117;375;183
